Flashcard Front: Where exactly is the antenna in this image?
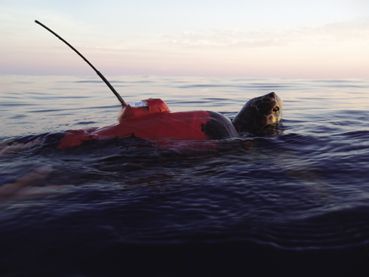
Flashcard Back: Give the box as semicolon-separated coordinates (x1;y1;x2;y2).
35;20;127;107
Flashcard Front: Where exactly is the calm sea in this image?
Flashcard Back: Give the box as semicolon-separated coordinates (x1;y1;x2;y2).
0;75;369;276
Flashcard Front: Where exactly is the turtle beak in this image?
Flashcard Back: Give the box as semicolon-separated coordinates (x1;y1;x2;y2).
258;92;282;126
254;92;279;115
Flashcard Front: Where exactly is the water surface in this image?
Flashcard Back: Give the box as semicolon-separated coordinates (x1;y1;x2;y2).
1;76;369;276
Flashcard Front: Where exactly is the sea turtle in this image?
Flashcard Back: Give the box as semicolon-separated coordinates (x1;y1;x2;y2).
58;92;282;149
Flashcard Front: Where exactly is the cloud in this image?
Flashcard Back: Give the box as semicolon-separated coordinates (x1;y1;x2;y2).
159;18;369;49
161;29;287;48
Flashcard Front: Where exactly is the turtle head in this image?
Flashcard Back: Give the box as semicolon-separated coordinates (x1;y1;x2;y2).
233;92;282;134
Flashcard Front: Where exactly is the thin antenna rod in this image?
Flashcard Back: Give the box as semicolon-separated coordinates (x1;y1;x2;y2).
35;20;127;107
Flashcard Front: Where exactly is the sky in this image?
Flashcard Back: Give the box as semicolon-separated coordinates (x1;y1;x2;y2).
1;0;369;78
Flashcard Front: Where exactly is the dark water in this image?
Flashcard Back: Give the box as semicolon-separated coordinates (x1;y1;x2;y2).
1;76;369;276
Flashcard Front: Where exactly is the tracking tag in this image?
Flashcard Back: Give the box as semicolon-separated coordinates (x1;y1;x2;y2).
129;101;148;108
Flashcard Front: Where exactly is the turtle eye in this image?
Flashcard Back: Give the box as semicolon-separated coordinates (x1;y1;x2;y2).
273;106;280;113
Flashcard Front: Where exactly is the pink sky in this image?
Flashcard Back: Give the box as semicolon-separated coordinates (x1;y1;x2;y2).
1;1;369;78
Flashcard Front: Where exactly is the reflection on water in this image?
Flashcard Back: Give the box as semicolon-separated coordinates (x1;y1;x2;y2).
0;76;369;276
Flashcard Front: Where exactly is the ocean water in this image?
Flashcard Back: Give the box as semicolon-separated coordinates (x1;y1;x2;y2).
0;75;369;276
